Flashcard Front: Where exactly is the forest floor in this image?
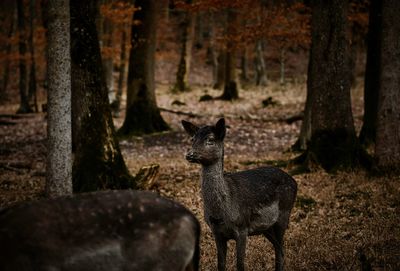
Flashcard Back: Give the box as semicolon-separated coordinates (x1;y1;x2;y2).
0;81;399;270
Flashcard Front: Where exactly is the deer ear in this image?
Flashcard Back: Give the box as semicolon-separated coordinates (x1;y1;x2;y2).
181;120;199;137
214;118;226;140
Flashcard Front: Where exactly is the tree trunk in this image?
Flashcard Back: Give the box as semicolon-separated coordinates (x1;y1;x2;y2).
71;0;134;192
240;46;249;83
28;0;38;112
254;39;268;86
206;15;220;88
46;0;72;197
173;1;194;92
0;4;16;103
112;23;128;117
118;0;169;136
280;47;286;86
16;0;32;113
102;15;115;102
359;0;382;146
195;12;204;49
220;8;239;100
303;0;362;171
294;47;313;151
213;50;225;89
374;0;400;173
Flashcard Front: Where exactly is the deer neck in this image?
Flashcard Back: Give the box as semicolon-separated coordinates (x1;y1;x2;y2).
200;157;229;205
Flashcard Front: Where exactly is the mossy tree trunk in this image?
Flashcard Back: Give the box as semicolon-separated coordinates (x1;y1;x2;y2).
70;0;135;192
118;0;169;136
220;8;239;100
302;0;362;171
359;0;382;147
173;0;194;92
374;0;400;173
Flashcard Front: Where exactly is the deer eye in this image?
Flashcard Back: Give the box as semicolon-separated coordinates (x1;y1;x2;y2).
206;137;215;145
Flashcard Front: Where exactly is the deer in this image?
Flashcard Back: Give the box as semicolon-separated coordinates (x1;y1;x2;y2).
0;190;200;271
182;118;297;271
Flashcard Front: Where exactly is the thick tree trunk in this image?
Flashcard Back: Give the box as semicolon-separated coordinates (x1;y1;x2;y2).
304;0;362;171
359;0;382;146
16;0;32;113
71;0;134;192
220;8;239;100
46;0;72;197
374;0;400;173
173;2;194;92
119;0;169;136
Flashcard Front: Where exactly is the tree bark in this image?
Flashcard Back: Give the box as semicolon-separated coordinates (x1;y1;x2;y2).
359;0;382;146
112;23;128;117
220;8;239;100
240;46;249;83
294;47;313;151
303;0;362;171
0;3;16;103
173;1;194;92
16;0;32;113
254;39;268;86
374;0;400;173
71;0;134;192
102;14;115;102
213;50;225;89
28;0;38;112
46;0;72;197
119;0;169;136
279;47;286;86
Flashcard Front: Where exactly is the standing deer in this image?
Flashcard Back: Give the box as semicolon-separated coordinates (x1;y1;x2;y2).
182;118;297;271
0;190;200;271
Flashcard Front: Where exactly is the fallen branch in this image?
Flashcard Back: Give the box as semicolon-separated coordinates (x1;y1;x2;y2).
0;161;32;169
159;107;302;123
159;107;202;118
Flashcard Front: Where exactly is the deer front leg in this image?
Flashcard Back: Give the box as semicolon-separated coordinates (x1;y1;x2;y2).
213;232;228;271
235;231;247;271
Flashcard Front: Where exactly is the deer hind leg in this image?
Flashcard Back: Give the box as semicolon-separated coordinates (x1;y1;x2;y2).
264;224;285;271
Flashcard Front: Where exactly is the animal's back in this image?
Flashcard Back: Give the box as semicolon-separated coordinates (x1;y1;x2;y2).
0;190;200;271
225;166;297;207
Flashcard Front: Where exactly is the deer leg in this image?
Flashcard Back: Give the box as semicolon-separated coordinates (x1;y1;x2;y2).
235;231;247;271
264;225;285;271
213;233;228;271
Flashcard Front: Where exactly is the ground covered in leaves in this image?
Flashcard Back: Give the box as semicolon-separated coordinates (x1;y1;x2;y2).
0;82;399;270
